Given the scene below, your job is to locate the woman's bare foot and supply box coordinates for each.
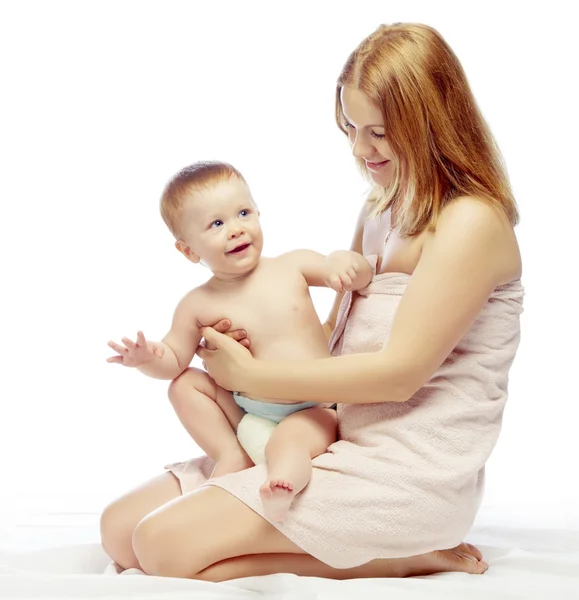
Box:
[259,479,296,522]
[399,543,488,577]
[211,452,253,478]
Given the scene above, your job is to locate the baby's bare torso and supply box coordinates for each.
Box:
[191,256,330,364]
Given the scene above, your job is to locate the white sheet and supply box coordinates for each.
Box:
[1,506,578,599]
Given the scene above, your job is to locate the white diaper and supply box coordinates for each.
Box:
[236,413,278,465]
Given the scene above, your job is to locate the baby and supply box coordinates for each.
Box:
[107,161,373,522]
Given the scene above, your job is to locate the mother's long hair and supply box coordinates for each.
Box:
[336,23,519,235]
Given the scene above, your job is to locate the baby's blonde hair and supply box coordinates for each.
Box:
[336,23,519,236]
[160,161,245,238]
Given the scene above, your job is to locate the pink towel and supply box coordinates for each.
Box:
[167,257,524,568]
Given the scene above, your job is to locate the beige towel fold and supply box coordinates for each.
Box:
[168,256,524,568]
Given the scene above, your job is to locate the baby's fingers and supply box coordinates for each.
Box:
[327,274,343,293]
[108,340,128,355]
[106,355,124,364]
[339,273,353,290]
[122,336,136,350]
[136,331,147,347]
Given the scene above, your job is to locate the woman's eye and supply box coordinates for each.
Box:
[211,220,223,228]
[370,130,385,140]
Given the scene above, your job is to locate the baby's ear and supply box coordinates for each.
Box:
[175,240,200,264]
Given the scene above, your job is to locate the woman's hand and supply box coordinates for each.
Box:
[197,327,255,392]
[200,318,251,350]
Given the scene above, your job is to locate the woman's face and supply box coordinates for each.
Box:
[340,86,395,187]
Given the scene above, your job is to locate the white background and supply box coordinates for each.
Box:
[0,0,577,535]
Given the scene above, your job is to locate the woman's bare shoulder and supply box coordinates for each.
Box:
[432,196,522,283]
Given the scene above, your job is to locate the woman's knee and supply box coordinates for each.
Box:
[131,515,164,576]
[101,473,182,571]
[132,511,203,578]
[132,487,250,578]
[133,486,298,578]
[100,499,140,569]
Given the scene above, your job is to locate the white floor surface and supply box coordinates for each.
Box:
[1,495,578,599]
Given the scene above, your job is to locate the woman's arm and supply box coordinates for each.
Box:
[257,199,519,403]
[201,198,519,403]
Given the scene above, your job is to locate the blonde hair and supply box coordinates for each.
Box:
[335,23,519,235]
[160,161,245,238]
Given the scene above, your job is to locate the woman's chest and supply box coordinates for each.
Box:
[362,211,425,275]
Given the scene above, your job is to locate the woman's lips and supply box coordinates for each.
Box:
[366,160,389,171]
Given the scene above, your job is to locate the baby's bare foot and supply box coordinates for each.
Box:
[259,479,296,523]
[211,453,253,478]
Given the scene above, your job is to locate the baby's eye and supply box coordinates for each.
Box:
[239,209,251,217]
[211,220,223,228]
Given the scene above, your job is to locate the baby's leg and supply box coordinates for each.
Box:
[168,367,252,477]
[260,406,337,523]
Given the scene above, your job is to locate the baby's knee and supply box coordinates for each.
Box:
[168,367,208,405]
[268,408,337,456]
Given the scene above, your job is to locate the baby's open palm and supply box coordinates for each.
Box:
[107,331,165,367]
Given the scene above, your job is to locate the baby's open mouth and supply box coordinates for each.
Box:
[228,243,251,254]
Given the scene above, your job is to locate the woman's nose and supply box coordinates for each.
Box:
[351,133,373,160]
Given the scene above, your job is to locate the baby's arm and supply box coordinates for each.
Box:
[108,290,202,380]
[140,291,202,380]
[282,249,373,293]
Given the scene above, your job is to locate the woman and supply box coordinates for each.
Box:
[101,23,523,580]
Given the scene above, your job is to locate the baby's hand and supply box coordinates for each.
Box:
[106,330,165,367]
[323,251,373,293]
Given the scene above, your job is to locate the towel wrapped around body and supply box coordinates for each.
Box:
[166,259,524,568]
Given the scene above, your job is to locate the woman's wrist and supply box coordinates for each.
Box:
[242,356,264,397]
[242,359,298,403]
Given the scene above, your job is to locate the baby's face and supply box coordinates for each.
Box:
[177,177,264,278]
